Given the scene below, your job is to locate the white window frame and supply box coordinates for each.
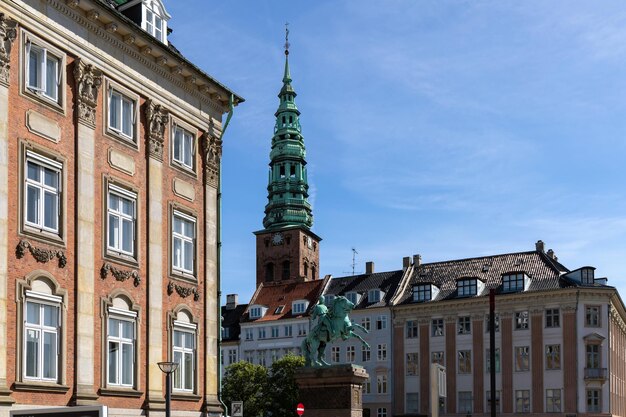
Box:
[362,345,371,362]
[546,308,560,328]
[413,284,432,302]
[292,301,308,315]
[107,307,137,388]
[23,33,64,107]
[502,273,525,292]
[143,4,167,42]
[24,151,62,236]
[172,320,196,392]
[107,184,137,258]
[432,318,444,336]
[457,278,477,297]
[23,291,62,382]
[376,374,387,394]
[244,328,253,340]
[546,389,561,412]
[361,317,371,331]
[172,123,196,171]
[108,88,136,141]
[458,316,471,335]
[515,390,531,413]
[377,343,387,361]
[515,311,529,330]
[585,305,601,327]
[346,345,355,363]
[297,323,307,336]
[331,346,340,363]
[406,320,418,338]
[172,210,196,276]
[376,315,387,330]
[368,289,381,303]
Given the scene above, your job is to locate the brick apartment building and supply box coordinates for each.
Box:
[0,1,241,416]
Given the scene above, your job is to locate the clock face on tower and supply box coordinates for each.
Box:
[272,232,284,245]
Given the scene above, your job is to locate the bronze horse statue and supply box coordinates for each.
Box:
[301,296,370,367]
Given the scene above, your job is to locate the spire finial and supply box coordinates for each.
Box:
[284,22,290,56]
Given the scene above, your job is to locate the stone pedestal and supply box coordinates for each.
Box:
[295,365,369,417]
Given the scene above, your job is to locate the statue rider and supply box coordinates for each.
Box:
[311,296,333,339]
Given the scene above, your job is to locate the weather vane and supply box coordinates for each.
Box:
[284,22,290,55]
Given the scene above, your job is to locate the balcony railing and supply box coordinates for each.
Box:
[584,367,607,380]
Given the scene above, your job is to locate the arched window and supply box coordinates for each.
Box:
[171,309,197,392]
[265,263,274,282]
[282,261,290,280]
[106,295,137,388]
[303,262,309,278]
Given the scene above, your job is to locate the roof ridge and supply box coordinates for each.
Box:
[419,250,539,267]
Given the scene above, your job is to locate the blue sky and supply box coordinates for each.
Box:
[166,1,626,304]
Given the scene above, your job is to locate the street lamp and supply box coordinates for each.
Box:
[158,361,179,417]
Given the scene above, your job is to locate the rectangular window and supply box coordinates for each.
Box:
[585,306,601,327]
[361,317,371,331]
[172,210,196,276]
[458,316,471,334]
[257,350,266,367]
[413,284,431,302]
[432,318,444,336]
[377,344,387,361]
[515,346,530,371]
[26,41,61,103]
[24,300,60,381]
[362,378,371,394]
[377,374,387,394]
[244,328,253,341]
[377,408,387,417]
[406,352,418,376]
[293,302,306,314]
[486,348,500,373]
[173,329,195,391]
[376,315,387,330]
[586,344,600,368]
[458,391,473,413]
[432,351,444,365]
[458,350,471,374]
[284,325,292,337]
[362,345,371,362]
[546,389,561,412]
[515,311,529,330]
[503,273,524,292]
[297,323,307,336]
[546,345,561,370]
[581,268,595,284]
[406,320,418,338]
[457,279,477,296]
[107,184,136,257]
[587,389,600,412]
[24,152,62,236]
[546,308,560,328]
[406,393,419,413]
[172,125,195,170]
[346,346,355,363]
[485,313,500,333]
[369,289,381,303]
[515,390,530,413]
[258,328,266,340]
[108,89,135,140]
[244,350,253,363]
[107,316,135,387]
[271,326,279,338]
[486,390,501,412]
[331,346,340,363]
[227,349,237,365]
[221,327,230,339]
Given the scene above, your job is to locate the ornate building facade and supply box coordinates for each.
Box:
[0,1,242,416]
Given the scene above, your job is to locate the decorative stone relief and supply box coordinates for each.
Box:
[202,131,222,189]
[74,59,102,128]
[145,100,169,160]
[167,281,200,301]
[16,239,67,268]
[101,262,140,287]
[0,14,18,87]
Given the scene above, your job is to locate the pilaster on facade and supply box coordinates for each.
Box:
[202,130,222,190]
[145,100,169,161]
[74,59,102,129]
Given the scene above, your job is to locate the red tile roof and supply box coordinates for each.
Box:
[243,277,329,322]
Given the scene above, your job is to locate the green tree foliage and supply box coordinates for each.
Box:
[222,361,268,417]
[222,354,305,417]
[267,354,305,417]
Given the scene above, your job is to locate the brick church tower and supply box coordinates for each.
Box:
[254,34,321,287]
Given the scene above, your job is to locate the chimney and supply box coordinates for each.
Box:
[226,294,238,310]
[403,256,411,270]
[413,254,422,267]
[535,240,545,252]
[366,261,375,274]
[546,249,558,261]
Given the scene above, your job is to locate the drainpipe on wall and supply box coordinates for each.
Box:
[217,95,235,416]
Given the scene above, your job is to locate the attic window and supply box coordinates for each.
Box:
[249,305,267,320]
[274,305,284,314]
[345,292,360,305]
[324,295,335,305]
[412,284,432,302]
[145,8,164,42]
[457,279,477,297]
[581,268,595,285]
[292,300,309,315]
[502,273,525,293]
[368,289,383,303]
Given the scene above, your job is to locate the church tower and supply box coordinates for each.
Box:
[254,31,321,287]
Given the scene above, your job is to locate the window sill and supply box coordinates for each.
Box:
[105,129,140,152]
[169,271,198,285]
[170,161,198,181]
[22,89,65,116]
[99,387,143,398]
[20,227,65,248]
[171,392,202,402]
[13,381,70,393]
[104,251,139,269]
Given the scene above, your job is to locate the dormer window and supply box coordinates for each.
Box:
[413,284,431,302]
[345,292,361,305]
[249,305,267,320]
[368,289,385,303]
[324,295,335,305]
[292,300,309,315]
[502,273,525,293]
[581,268,595,285]
[118,0,171,44]
[457,278,477,297]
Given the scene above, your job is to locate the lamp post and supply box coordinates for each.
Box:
[158,361,179,417]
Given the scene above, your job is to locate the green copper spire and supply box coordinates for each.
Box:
[262,27,313,230]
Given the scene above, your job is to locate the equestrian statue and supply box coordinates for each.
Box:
[301,295,370,367]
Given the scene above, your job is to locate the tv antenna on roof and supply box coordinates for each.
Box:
[351,248,358,276]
